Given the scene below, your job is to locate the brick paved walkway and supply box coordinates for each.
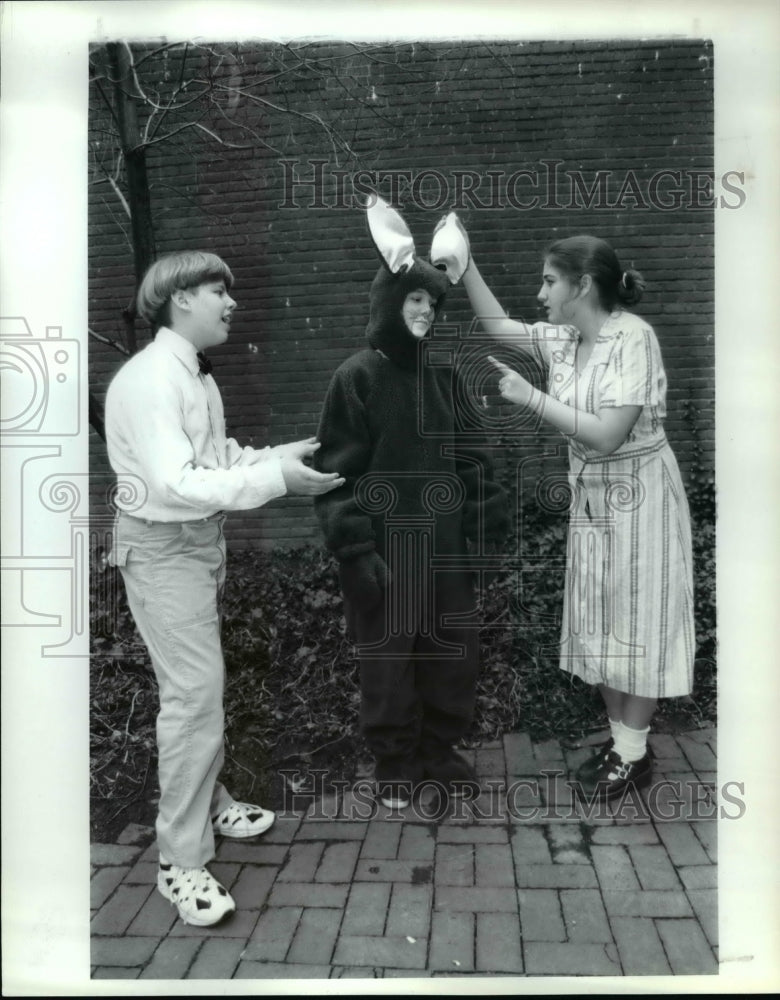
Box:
[90,727,718,980]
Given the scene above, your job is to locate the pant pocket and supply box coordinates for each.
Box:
[107,541,131,568]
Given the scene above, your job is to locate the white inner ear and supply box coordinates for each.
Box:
[429,212,470,284]
[366,195,416,274]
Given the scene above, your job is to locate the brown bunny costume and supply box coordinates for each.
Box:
[314,198,508,804]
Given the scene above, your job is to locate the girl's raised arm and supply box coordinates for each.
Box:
[461,257,536,347]
[429,214,536,348]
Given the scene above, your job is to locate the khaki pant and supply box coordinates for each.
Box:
[110,512,234,867]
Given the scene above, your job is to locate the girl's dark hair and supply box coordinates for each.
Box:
[544,235,645,309]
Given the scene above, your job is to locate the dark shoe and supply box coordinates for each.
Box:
[376,779,414,810]
[422,748,480,798]
[374,754,422,809]
[578,750,652,801]
[574,738,614,783]
[575,736,655,783]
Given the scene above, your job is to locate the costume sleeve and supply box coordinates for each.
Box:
[598,320,666,408]
[313,366,376,560]
[451,362,509,545]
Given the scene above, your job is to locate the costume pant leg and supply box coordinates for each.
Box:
[415,570,479,758]
[111,514,232,868]
[348,597,422,781]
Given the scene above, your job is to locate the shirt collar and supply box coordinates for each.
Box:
[154,326,201,377]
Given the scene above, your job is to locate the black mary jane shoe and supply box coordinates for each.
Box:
[577,749,652,801]
[574,737,614,783]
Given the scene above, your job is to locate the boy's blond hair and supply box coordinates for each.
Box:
[136,251,234,329]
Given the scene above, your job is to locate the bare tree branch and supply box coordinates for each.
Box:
[131,40,192,70]
[144,88,212,142]
[95,191,132,250]
[138,118,255,151]
[88,38,373,388]
[208,98,284,154]
[88,327,131,355]
[123,40,150,103]
[92,74,123,133]
[107,175,131,218]
[213,83,358,161]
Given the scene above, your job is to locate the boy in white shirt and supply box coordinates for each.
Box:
[105,250,343,926]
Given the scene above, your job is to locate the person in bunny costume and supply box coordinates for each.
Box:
[314,198,508,809]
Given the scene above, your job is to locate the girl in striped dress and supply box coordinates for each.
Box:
[434,229,695,800]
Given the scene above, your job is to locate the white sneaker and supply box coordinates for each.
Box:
[157,859,235,927]
[212,801,275,839]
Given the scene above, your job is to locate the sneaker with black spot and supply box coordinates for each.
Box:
[212,801,275,839]
[157,858,235,926]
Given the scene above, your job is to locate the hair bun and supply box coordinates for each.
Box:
[617,267,645,306]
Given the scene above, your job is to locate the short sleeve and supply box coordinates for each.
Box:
[598,321,666,409]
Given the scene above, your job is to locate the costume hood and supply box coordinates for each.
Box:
[366,260,449,369]
[364,196,470,370]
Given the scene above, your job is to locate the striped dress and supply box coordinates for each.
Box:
[529,311,695,698]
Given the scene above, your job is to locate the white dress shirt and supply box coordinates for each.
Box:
[105,326,287,521]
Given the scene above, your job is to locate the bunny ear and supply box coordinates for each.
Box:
[366,194,416,274]
[429,212,470,284]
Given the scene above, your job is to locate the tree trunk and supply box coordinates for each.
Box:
[106,41,157,356]
[90,43,159,442]
[89,389,106,442]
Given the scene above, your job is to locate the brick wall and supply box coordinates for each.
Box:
[88,39,715,550]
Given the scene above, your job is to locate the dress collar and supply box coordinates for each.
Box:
[594,310,624,342]
[565,310,625,347]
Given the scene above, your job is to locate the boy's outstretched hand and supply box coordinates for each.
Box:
[278,437,345,495]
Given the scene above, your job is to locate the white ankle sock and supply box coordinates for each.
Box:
[608,718,621,745]
[613,721,649,763]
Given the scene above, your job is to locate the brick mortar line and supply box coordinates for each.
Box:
[653,913,690,974]
[277,896,305,968]
[171,935,208,981]
[91,733,717,977]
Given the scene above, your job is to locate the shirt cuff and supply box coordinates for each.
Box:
[247,451,287,502]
